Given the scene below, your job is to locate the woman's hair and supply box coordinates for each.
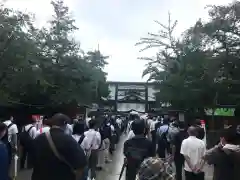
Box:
[137,157,174,180]
[73,122,85,135]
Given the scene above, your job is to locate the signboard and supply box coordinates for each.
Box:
[200,120,207,145]
[204,108,235,116]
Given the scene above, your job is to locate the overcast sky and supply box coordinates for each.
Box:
[4,0,233,82]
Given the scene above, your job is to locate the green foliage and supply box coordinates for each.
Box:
[137,2,240,110]
[0,0,109,108]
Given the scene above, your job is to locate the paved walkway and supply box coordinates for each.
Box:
[16,135,213,180]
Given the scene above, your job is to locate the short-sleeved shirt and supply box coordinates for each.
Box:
[84,129,101,150]
[32,128,87,180]
[127,130,135,140]
[23,124,37,139]
[180,136,206,172]
[3,120,18,142]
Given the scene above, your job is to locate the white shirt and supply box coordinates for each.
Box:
[84,129,101,150]
[150,120,157,132]
[64,124,73,135]
[116,118,122,127]
[127,121,133,132]
[23,124,38,139]
[180,136,206,172]
[127,130,135,140]
[3,120,18,142]
[72,134,91,151]
[110,124,115,132]
[36,126,50,136]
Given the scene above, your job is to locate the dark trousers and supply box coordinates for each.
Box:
[151,131,156,153]
[185,171,204,180]
[89,149,98,179]
[174,158,184,180]
[20,147,33,169]
[157,140,170,158]
[125,164,137,180]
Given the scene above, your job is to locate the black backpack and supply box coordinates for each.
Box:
[78,134,85,145]
[2,123,14,144]
[19,126,34,147]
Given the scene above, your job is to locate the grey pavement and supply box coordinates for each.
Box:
[16,135,213,180]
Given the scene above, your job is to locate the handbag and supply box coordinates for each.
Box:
[45,132,78,179]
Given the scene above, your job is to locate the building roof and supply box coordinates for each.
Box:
[107,81,156,85]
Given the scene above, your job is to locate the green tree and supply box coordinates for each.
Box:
[0,0,109,111]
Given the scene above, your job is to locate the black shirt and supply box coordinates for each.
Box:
[31,128,87,180]
[172,130,188,159]
[124,135,155,164]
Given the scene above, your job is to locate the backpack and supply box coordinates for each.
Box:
[2,123,14,144]
[19,126,34,147]
[99,124,111,140]
[78,134,85,145]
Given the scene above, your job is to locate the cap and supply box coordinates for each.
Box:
[137,157,174,180]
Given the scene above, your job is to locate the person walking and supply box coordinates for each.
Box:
[84,120,101,180]
[180,126,206,180]
[203,126,240,180]
[20,118,37,169]
[172,121,188,180]
[157,118,170,158]
[32,113,87,180]
[3,116,18,167]
[0,123,10,180]
[72,122,90,180]
[124,119,155,180]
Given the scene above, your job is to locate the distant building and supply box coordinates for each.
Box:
[103,81,158,112]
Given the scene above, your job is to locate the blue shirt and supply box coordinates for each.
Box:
[0,141,9,180]
[157,124,169,137]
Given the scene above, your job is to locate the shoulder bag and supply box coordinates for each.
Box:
[45,132,78,179]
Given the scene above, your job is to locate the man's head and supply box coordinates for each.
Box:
[178,121,186,130]
[195,119,201,126]
[187,126,198,137]
[162,117,169,125]
[88,120,96,129]
[220,126,240,145]
[50,113,70,128]
[10,116,14,121]
[0,122,7,139]
[73,122,85,135]
[132,120,145,135]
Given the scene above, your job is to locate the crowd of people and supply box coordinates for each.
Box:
[124,114,240,180]
[0,112,240,180]
[0,113,124,180]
